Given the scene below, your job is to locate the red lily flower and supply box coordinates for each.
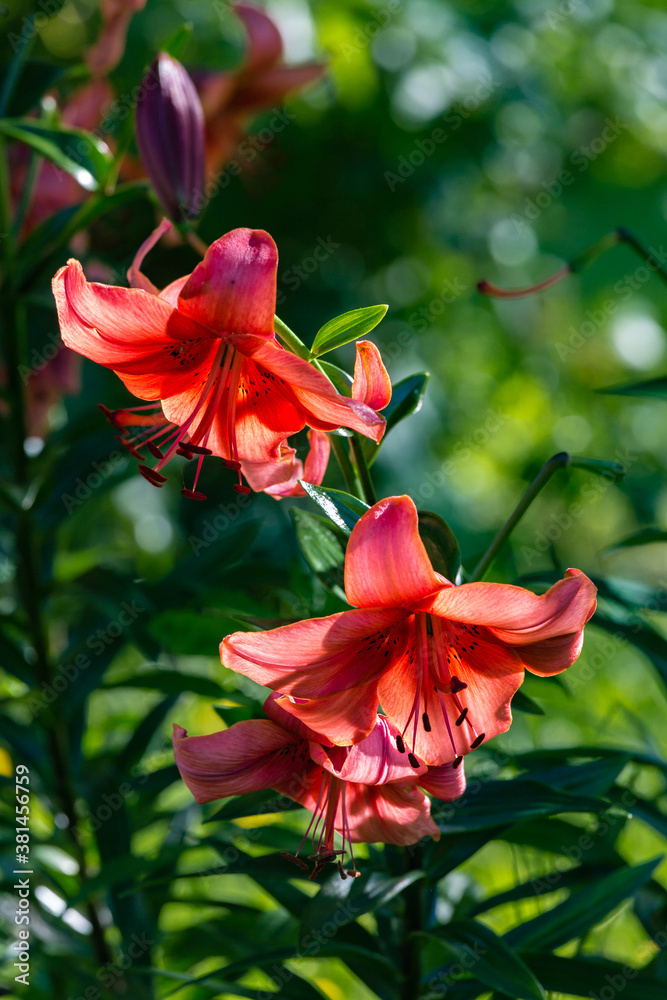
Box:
[222,496,597,765]
[52,221,386,499]
[173,694,464,878]
[262,340,392,498]
[195,2,325,177]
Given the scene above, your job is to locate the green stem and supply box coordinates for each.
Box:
[329,434,358,496]
[613,226,667,285]
[349,433,376,506]
[274,314,311,360]
[0,135,15,267]
[11,149,41,241]
[470,452,571,582]
[401,845,423,1000]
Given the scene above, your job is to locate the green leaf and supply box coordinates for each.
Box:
[599,376,667,398]
[299,482,370,534]
[317,360,353,395]
[569,456,626,481]
[605,527,667,553]
[364,372,429,464]
[519,954,667,1000]
[311,304,387,356]
[593,614,667,690]
[417,510,461,581]
[521,754,630,798]
[0,118,112,191]
[147,611,245,656]
[432,778,607,833]
[511,690,545,715]
[419,920,546,1000]
[103,668,227,699]
[506,857,662,951]
[299,869,425,949]
[204,788,303,823]
[160,22,194,58]
[291,508,346,574]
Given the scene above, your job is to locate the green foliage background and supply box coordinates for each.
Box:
[1,1,667,998]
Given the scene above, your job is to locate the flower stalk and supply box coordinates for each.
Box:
[470,452,571,581]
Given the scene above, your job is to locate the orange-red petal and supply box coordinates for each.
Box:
[345,495,444,609]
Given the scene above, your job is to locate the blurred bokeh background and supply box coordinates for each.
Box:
[2,1,667,998]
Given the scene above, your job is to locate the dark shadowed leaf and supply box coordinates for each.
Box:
[418,920,546,1000]
[505,858,661,951]
[418,510,461,581]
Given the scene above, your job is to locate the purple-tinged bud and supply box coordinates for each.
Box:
[135,52,205,223]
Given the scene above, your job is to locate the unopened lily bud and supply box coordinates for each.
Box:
[136,53,205,223]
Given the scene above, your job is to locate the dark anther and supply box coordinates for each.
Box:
[452,755,463,769]
[233,484,252,495]
[184,443,212,455]
[422,712,431,732]
[181,488,207,501]
[138,465,167,486]
[146,441,164,460]
[455,707,468,727]
[176,446,194,459]
[395,734,406,753]
[280,852,309,871]
[407,752,420,768]
[470,733,485,749]
[222,458,242,470]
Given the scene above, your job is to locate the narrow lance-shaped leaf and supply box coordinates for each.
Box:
[310,304,388,356]
[299,482,370,534]
[418,920,546,1000]
[0,119,112,191]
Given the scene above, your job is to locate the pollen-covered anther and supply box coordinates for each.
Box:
[452,755,463,769]
[455,707,468,727]
[222,458,242,470]
[138,465,168,486]
[395,734,406,753]
[470,732,485,749]
[233,484,252,495]
[181,488,207,501]
[146,441,165,460]
[422,712,431,732]
[407,752,420,768]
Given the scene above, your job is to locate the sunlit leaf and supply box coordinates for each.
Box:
[310,305,387,356]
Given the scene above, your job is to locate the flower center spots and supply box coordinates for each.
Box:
[394,613,485,765]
